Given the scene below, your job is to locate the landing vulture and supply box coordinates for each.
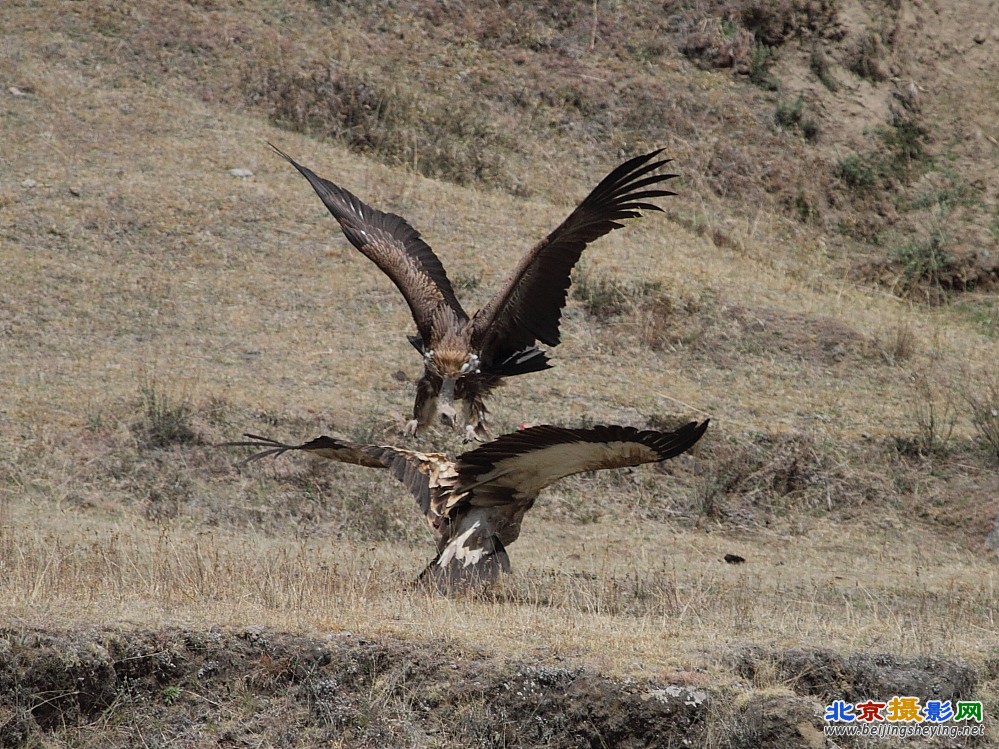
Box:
[224,420,708,591]
[272,145,677,440]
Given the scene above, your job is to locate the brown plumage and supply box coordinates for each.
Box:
[224,420,709,591]
[271,145,677,440]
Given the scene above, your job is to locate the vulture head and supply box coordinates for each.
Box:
[422,341,480,428]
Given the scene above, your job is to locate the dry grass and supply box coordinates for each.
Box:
[4,498,996,679]
[2,1,999,743]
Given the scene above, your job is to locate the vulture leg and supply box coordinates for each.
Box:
[457,381,492,442]
[406,372,439,437]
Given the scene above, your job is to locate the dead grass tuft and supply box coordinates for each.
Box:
[902,370,959,458]
[845,30,890,82]
[132,383,200,449]
[961,371,999,464]
[876,321,919,366]
[571,266,664,321]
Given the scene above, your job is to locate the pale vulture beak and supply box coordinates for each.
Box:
[438,377,458,427]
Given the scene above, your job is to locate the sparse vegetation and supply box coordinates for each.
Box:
[773,94,818,141]
[571,266,664,321]
[845,30,889,82]
[749,43,780,90]
[809,44,838,91]
[876,322,919,366]
[133,383,199,449]
[962,372,999,462]
[893,229,951,301]
[838,113,931,197]
[880,112,931,175]
[906,371,959,456]
[836,153,880,191]
[243,58,511,188]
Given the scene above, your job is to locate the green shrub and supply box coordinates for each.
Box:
[809,45,838,91]
[774,95,818,141]
[749,44,780,90]
[893,230,950,298]
[836,154,879,190]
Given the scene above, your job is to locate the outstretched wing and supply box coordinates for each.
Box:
[220,433,386,468]
[272,145,468,343]
[222,433,453,529]
[470,150,676,364]
[455,420,708,499]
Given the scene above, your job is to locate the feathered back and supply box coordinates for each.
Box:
[358,444,456,521]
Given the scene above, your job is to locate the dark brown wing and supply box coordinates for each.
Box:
[220,433,385,468]
[454,421,708,497]
[470,151,676,363]
[358,445,451,519]
[272,145,467,343]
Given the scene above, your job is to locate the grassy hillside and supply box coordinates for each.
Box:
[1,0,997,746]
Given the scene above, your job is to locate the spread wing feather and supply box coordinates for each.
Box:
[470,150,677,362]
[271,145,467,343]
[220,433,385,468]
[221,433,445,518]
[455,421,708,494]
[358,445,441,518]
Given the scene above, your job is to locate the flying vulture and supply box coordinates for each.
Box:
[224,420,709,591]
[272,145,677,440]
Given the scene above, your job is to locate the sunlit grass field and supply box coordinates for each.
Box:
[2,3,997,741]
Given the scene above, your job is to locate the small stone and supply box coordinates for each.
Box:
[228,167,253,178]
[68,186,82,197]
[9,86,28,97]
[973,31,987,44]
[986,515,999,552]
[21,179,36,188]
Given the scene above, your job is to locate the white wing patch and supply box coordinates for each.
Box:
[436,518,487,569]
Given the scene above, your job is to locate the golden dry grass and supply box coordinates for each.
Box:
[5,499,996,681]
[2,1,998,729]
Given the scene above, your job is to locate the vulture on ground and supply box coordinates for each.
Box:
[224,420,708,591]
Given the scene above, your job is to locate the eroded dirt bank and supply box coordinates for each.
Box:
[0,627,984,748]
